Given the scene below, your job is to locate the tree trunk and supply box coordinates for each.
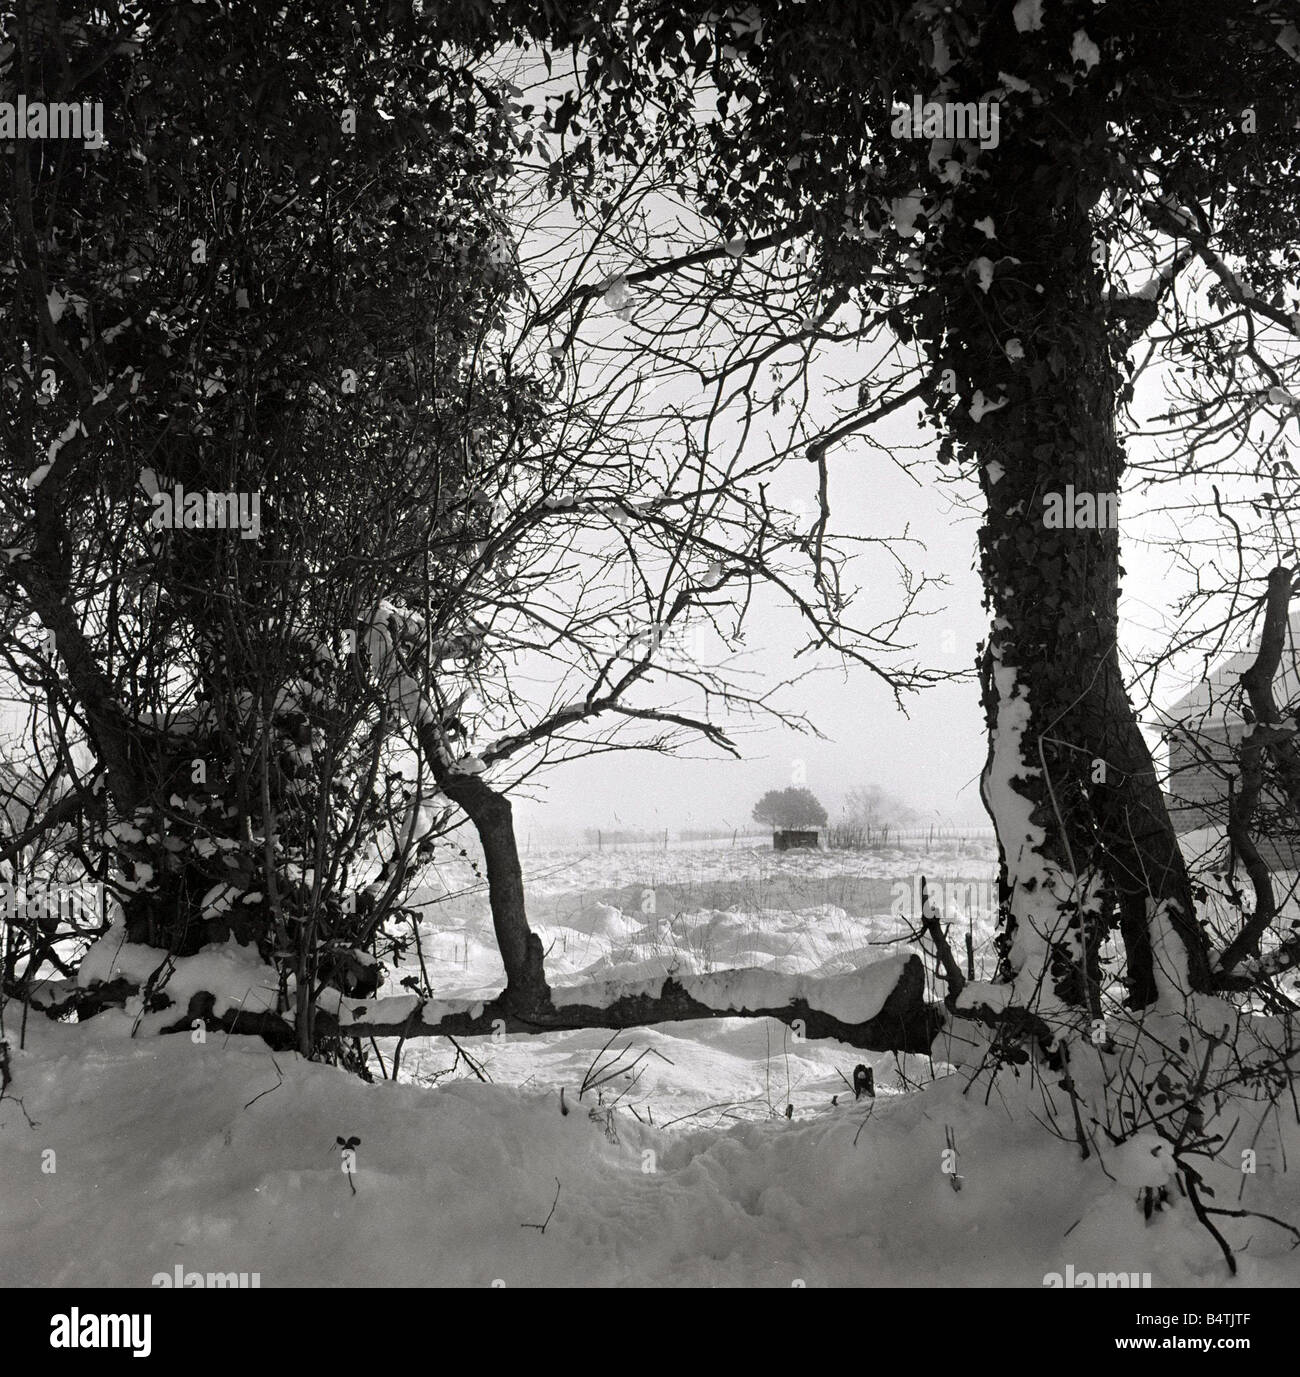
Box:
[942,127,1211,1024]
[414,722,550,1013]
[441,772,551,1013]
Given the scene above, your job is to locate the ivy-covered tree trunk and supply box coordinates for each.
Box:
[942,123,1212,1025]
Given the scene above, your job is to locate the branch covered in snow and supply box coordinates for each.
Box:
[316,953,938,1053]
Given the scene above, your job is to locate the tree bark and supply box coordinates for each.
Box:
[943,119,1212,1020]
[414,721,550,1014]
[1218,565,1298,976]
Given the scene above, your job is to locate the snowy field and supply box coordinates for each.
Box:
[392,835,1001,1124]
[5,835,1300,1288]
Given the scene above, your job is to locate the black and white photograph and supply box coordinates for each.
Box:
[1,0,1298,1333]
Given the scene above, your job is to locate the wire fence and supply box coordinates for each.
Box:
[536,824,999,852]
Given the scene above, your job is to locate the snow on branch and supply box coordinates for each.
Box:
[317,953,938,1053]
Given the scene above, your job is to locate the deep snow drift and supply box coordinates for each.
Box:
[3,838,1299,1287]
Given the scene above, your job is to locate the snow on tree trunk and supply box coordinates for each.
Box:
[941,120,1212,1026]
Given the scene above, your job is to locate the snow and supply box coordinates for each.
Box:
[1111,1133,1177,1189]
[602,275,631,310]
[397,796,443,849]
[970,256,995,293]
[6,1001,1299,1287]
[955,980,1011,1012]
[449,754,487,775]
[680,957,909,1024]
[1148,897,1191,1006]
[77,921,281,1017]
[40,418,84,469]
[968,389,1008,421]
[1012,0,1044,33]
[1071,30,1100,71]
[981,621,1081,1012]
[332,993,423,1027]
[889,193,925,239]
[12,836,1300,1288]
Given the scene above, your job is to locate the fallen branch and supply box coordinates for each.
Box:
[51,953,942,1053]
[317,955,939,1054]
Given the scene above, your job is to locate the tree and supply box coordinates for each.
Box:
[2,1,942,1063]
[468,0,1300,1268]
[0,0,550,1058]
[507,0,1300,1020]
[752,787,828,830]
[843,785,918,829]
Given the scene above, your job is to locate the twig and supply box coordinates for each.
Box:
[243,1054,285,1109]
[445,1033,489,1082]
[521,1177,561,1234]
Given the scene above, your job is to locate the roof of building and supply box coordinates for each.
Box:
[1172,610,1300,721]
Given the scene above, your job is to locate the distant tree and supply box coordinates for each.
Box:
[843,786,919,829]
[752,787,827,830]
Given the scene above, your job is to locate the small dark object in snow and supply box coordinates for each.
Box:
[785,1103,793,1119]
[831,1095,838,1107]
[1140,1184,1170,1221]
[853,1064,875,1100]
[560,1087,569,1116]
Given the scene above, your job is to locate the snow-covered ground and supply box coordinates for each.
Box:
[392,837,999,1119]
[4,836,1299,1287]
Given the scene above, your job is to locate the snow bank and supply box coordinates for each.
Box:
[78,922,280,1016]
[4,1014,1297,1288]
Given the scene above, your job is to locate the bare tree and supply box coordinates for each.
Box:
[2,5,948,1064]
